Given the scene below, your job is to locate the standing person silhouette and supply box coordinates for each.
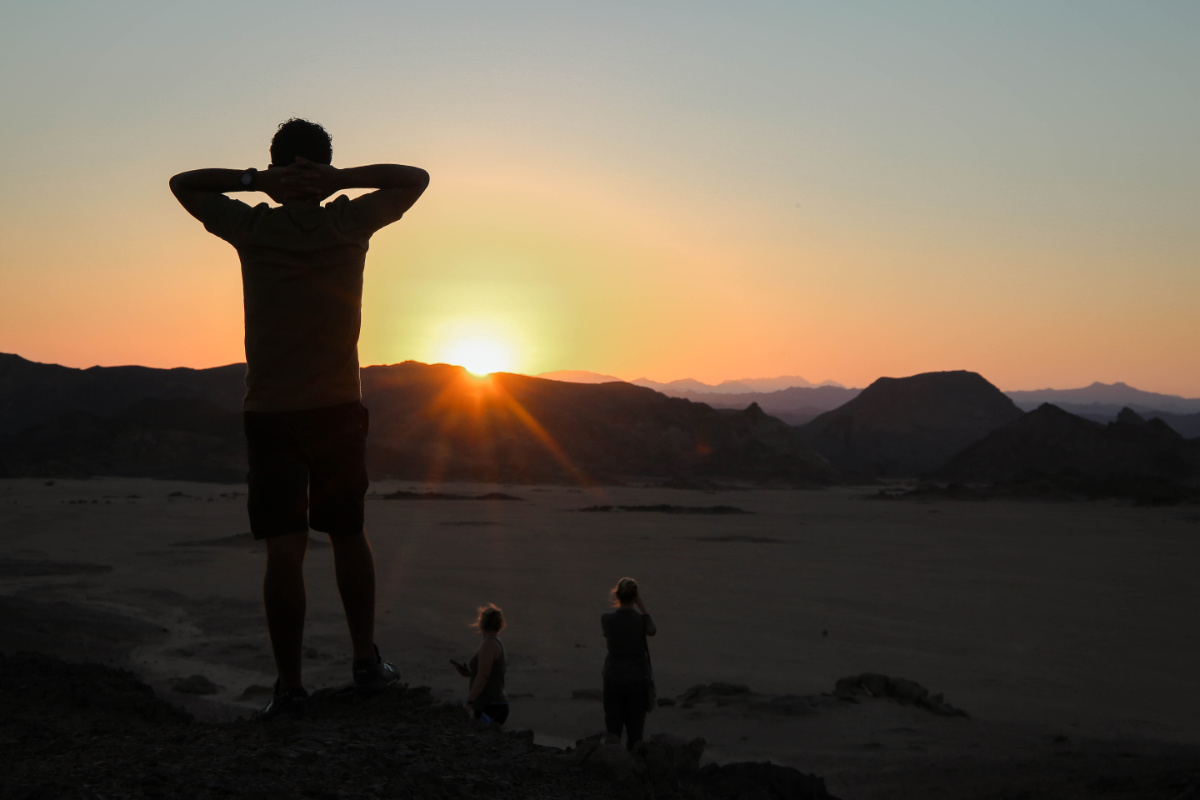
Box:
[451,604,510,725]
[601,577,656,749]
[170,119,429,718]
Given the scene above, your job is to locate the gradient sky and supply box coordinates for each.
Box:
[1,1,1197,394]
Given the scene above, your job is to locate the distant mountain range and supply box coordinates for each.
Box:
[539,372,1200,435]
[795,371,1026,479]
[3,352,1198,497]
[0,354,832,485]
[1003,383,1200,437]
[1006,382,1200,414]
[536,371,846,394]
[633,375,847,394]
[536,371,858,425]
[938,406,1200,500]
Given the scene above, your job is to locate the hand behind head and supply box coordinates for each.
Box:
[261,159,332,205]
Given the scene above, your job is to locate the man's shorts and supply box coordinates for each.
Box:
[243,401,369,540]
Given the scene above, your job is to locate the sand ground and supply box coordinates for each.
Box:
[2,478,1198,797]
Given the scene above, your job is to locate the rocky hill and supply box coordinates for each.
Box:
[0,353,244,437]
[936,405,1200,497]
[0,355,832,485]
[0,651,838,800]
[361,363,833,484]
[796,371,1024,479]
[1006,382,1200,415]
[662,385,862,426]
[1005,402,1200,439]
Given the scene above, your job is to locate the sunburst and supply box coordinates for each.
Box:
[440,336,515,376]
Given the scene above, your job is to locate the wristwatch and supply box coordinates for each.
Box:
[240,168,257,189]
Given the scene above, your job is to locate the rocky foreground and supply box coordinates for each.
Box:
[0,652,836,800]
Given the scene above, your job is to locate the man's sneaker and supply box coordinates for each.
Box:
[353,643,401,692]
[258,680,311,720]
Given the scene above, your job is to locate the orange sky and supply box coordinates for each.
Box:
[1,3,1197,395]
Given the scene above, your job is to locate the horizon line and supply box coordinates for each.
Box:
[5,351,1198,402]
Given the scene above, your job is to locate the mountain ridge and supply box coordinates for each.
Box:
[534,368,1200,430]
[937,404,1200,497]
[0,354,833,485]
[796,371,1026,479]
[5,352,1198,491]
[1006,382,1200,415]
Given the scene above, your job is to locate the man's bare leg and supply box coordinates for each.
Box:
[264,531,309,689]
[329,530,377,662]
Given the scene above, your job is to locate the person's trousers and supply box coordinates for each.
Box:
[603,678,649,749]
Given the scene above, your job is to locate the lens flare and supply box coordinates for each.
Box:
[441,336,515,376]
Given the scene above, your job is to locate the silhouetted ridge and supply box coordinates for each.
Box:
[637,384,862,426]
[1006,381,1200,415]
[0,355,832,485]
[796,370,1023,478]
[361,362,833,484]
[0,353,246,441]
[938,403,1200,489]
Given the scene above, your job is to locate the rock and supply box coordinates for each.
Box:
[169,674,220,695]
[834,673,969,718]
[890,677,929,704]
[678,682,751,707]
[574,738,646,787]
[3,650,844,800]
[921,695,970,718]
[835,672,890,698]
[751,694,818,717]
[237,684,273,701]
[699,761,839,799]
[566,733,605,766]
[640,733,705,780]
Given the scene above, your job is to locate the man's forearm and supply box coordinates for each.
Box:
[331,165,429,192]
[169,168,252,193]
[170,161,429,214]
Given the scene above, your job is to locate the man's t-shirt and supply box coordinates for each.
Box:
[198,192,404,413]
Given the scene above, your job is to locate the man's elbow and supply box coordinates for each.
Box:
[168,174,191,201]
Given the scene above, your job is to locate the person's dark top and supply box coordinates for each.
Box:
[601,608,656,684]
[468,640,507,706]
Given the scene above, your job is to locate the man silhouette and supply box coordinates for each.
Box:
[170,119,429,718]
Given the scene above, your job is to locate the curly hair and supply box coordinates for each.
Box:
[473,603,505,633]
[270,118,332,167]
[611,577,639,605]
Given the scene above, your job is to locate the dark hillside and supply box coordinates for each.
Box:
[0,353,244,436]
[0,355,832,485]
[937,404,1200,492]
[361,364,833,484]
[659,385,862,425]
[797,371,1023,478]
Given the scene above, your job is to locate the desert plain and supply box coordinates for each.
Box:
[2,477,1198,798]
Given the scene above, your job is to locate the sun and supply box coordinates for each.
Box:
[441,336,516,376]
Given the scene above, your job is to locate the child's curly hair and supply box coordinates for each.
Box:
[473,603,505,633]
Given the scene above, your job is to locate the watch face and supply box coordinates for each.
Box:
[241,169,255,187]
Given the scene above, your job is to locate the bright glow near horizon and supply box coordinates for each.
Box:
[2,3,1199,395]
[439,335,516,377]
[428,315,523,376]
